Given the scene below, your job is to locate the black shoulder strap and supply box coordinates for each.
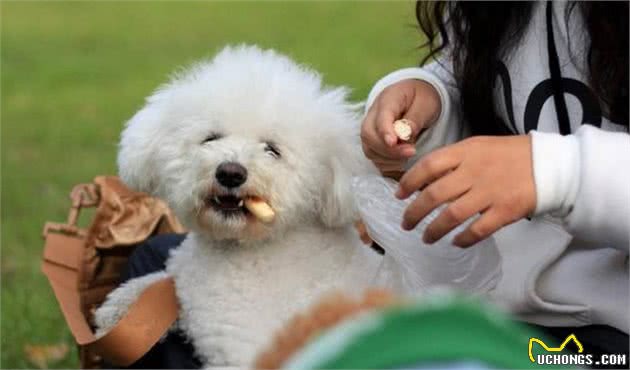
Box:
[546,1,572,135]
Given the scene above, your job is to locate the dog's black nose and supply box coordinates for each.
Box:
[215,162,248,188]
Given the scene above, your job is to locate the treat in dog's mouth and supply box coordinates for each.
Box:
[207,194,275,223]
[243,197,275,223]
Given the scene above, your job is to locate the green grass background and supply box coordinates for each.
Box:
[1,1,423,368]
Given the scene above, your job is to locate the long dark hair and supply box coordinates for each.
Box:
[416,1,629,135]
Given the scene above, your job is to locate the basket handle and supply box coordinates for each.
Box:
[42,183,99,238]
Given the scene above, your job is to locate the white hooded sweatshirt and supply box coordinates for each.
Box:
[365,1,629,332]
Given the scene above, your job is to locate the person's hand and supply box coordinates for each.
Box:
[360,79,441,179]
[396,135,536,247]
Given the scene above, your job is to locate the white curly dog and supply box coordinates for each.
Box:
[94,45,381,368]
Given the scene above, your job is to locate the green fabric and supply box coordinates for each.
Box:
[286,295,569,369]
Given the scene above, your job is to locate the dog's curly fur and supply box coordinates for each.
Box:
[94,45,382,368]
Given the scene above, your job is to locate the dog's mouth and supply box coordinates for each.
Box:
[207,194,250,216]
[204,186,275,224]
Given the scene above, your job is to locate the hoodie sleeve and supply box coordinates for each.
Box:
[364,56,467,168]
[530,125,630,251]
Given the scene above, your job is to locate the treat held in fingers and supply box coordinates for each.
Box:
[393,119,413,142]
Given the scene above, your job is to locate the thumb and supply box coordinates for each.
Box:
[401,97,431,143]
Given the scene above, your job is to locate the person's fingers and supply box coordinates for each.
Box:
[361,115,392,158]
[375,159,405,170]
[452,207,504,248]
[360,108,384,155]
[362,145,408,178]
[401,100,428,142]
[361,141,378,161]
[354,220,372,245]
[400,80,443,142]
[362,108,416,160]
[422,190,490,244]
[374,88,409,147]
[371,141,416,159]
[363,130,416,159]
[381,170,405,181]
[396,147,462,199]
[363,145,404,167]
[401,169,472,230]
[379,165,406,175]
[375,106,399,147]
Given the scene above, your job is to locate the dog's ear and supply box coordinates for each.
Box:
[318,155,358,228]
[318,136,376,228]
[117,104,163,195]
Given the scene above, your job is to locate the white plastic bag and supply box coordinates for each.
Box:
[352,175,502,295]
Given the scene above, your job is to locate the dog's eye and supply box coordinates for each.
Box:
[264,142,281,159]
[202,133,222,144]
